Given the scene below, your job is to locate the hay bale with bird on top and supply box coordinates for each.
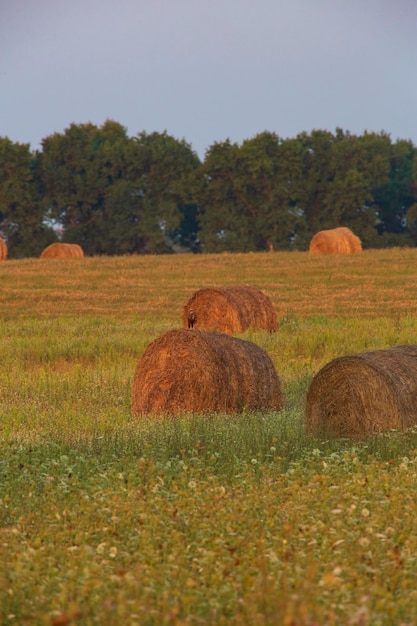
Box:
[40,242,84,259]
[132,328,284,416]
[182,286,278,334]
[309,226,362,255]
[305,345,417,438]
[0,238,8,260]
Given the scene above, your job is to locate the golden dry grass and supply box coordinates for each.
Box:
[3,247,417,624]
[1,248,417,321]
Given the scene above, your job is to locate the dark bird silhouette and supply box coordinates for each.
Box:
[187,308,197,329]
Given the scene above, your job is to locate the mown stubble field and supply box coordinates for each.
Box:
[2,248,417,625]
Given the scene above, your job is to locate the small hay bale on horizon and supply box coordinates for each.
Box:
[132,328,284,416]
[181,286,278,334]
[309,226,362,255]
[40,242,84,259]
[305,344,417,438]
[0,238,8,260]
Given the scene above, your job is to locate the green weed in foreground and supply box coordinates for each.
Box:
[2,416,417,625]
[0,430,415,626]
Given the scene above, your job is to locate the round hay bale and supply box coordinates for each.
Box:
[309,227,362,255]
[305,345,417,438]
[0,237,8,260]
[132,328,284,416]
[342,227,362,253]
[181,286,278,334]
[40,243,84,259]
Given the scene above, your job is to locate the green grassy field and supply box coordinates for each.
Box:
[2,249,417,625]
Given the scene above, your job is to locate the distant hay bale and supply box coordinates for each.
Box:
[132,328,284,416]
[305,345,417,438]
[181,286,278,334]
[40,243,84,259]
[0,238,8,260]
[309,227,362,255]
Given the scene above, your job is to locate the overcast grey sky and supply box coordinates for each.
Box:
[1,0,416,158]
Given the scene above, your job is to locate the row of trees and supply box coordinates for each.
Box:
[1,120,417,258]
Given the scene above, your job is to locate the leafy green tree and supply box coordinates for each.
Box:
[197,139,254,252]
[295,129,391,243]
[197,133,307,252]
[326,130,391,242]
[295,129,336,234]
[6,121,416,256]
[0,138,55,258]
[373,139,416,235]
[39,120,130,254]
[170,203,201,253]
[406,203,417,244]
[40,123,200,255]
[236,133,307,250]
[123,131,201,253]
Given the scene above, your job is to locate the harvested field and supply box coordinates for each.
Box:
[182,286,278,334]
[4,249,417,624]
[309,226,362,255]
[132,328,284,415]
[2,248,417,320]
[40,242,84,258]
[305,344,417,438]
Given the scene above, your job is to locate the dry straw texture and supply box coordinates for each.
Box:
[40,243,84,259]
[309,226,362,255]
[0,238,8,260]
[182,286,278,334]
[305,344,417,438]
[132,328,284,416]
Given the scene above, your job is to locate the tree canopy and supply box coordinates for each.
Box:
[0,121,416,257]
[0,138,56,257]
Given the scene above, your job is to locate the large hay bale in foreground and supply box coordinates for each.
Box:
[0,238,7,260]
[182,286,278,334]
[132,328,284,416]
[309,227,362,255]
[305,345,417,438]
[40,243,84,259]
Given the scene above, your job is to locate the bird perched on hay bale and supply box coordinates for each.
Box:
[0,237,8,260]
[187,309,197,329]
[305,345,417,438]
[181,286,278,334]
[40,242,84,258]
[309,226,362,255]
[131,328,284,416]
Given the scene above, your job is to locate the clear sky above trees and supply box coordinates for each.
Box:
[1,0,416,159]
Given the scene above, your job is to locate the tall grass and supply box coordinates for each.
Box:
[2,249,417,624]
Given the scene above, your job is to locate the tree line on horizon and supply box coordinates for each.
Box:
[1,119,417,258]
